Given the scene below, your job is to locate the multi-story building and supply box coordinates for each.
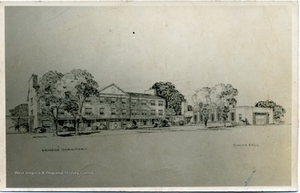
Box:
[27,75,166,131]
[27,75,40,129]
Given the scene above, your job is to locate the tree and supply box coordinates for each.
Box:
[62,98,79,128]
[193,84,238,127]
[58,69,99,135]
[9,104,29,132]
[213,84,238,126]
[151,82,186,115]
[192,87,213,127]
[37,71,64,136]
[255,100,286,122]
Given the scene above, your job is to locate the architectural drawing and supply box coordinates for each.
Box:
[2,3,297,191]
[27,74,166,132]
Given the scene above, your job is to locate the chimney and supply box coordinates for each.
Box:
[181,101,187,115]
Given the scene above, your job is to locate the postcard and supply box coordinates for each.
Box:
[0,1,298,191]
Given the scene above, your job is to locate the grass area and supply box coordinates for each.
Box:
[6,124,291,188]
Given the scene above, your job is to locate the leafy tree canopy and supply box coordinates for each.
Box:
[255,100,286,121]
[38,71,65,108]
[37,71,65,135]
[151,82,186,115]
[59,69,99,134]
[57,69,99,101]
[192,83,238,127]
[9,104,28,117]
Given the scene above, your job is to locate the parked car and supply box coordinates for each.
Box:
[178,120,185,126]
[125,121,138,129]
[153,119,170,127]
[58,126,76,132]
[33,127,47,133]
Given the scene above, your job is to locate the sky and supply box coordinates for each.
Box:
[5,4,294,123]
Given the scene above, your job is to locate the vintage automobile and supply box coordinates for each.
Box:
[125,121,138,129]
[33,127,47,133]
[153,118,171,128]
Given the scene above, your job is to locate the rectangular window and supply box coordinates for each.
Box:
[142,110,147,116]
[111,97,116,103]
[88,120,92,127]
[122,98,127,104]
[58,120,64,126]
[42,120,50,127]
[100,108,104,115]
[131,99,137,105]
[131,110,137,116]
[31,110,33,115]
[100,97,104,103]
[122,109,127,115]
[158,101,164,106]
[150,100,156,106]
[211,114,215,122]
[239,114,242,120]
[85,108,92,115]
[141,100,147,105]
[30,98,33,106]
[111,108,116,115]
[217,113,221,121]
[194,115,198,122]
[231,112,235,121]
[159,110,163,116]
[151,109,156,116]
[143,120,147,125]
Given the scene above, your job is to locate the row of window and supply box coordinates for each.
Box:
[86,97,164,106]
[195,112,236,122]
[131,109,164,116]
[85,108,164,116]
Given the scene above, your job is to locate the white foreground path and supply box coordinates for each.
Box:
[6,125,291,187]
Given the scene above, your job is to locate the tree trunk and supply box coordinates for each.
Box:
[204,118,208,127]
[73,116,76,128]
[223,120,226,127]
[52,107,59,136]
[75,99,86,135]
[53,118,58,136]
[75,119,80,135]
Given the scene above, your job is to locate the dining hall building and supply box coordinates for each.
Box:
[27,74,166,131]
[190,106,274,126]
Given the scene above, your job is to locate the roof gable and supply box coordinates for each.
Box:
[98,84,129,96]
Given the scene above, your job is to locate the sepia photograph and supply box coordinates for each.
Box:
[1,1,298,191]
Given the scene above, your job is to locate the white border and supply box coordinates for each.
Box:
[0,1,298,191]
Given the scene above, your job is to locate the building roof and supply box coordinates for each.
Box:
[233,106,273,109]
[98,83,129,96]
[127,92,165,100]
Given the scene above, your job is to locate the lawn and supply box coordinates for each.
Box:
[6,124,292,188]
